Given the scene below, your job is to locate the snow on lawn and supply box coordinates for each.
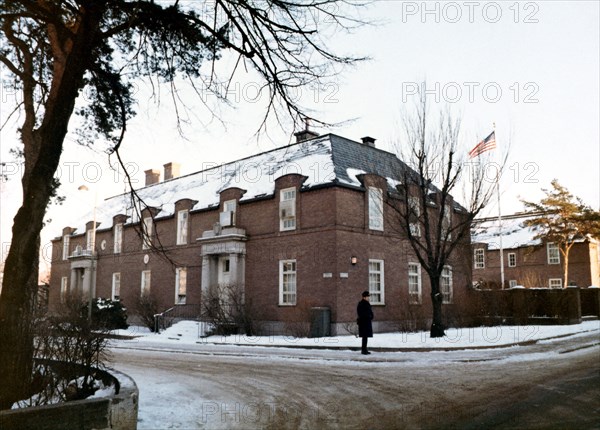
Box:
[114,320,600,351]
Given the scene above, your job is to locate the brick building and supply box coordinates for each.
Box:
[49,132,473,334]
[472,213,600,289]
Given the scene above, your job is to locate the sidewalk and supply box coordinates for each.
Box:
[114,319,600,352]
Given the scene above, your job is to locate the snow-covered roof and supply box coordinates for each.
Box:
[67,134,414,235]
[472,212,595,251]
[472,214,543,250]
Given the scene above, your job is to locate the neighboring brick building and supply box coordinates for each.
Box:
[472,213,600,289]
[49,132,473,334]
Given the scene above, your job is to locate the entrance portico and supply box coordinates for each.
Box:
[198,226,247,300]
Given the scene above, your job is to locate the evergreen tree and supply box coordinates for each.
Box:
[522,179,600,287]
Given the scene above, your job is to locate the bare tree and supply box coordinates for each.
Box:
[0,0,365,408]
[389,97,505,338]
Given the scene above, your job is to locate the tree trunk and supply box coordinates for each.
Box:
[563,252,569,288]
[0,7,101,408]
[430,276,445,338]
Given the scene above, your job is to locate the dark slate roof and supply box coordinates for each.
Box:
[70,133,422,233]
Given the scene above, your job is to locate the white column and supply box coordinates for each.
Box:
[201,255,211,296]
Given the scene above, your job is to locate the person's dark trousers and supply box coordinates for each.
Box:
[361,337,369,354]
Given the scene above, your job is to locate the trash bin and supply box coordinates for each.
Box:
[310,307,331,338]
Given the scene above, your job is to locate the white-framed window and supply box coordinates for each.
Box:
[141,270,151,296]
[368,259,385,304]
[442,205,452,240]
[509,280,518,288]
[220,199,237,227]
[441,265,453,304]
[142,217,153,250]
[547,243,560,265]
[474,248,485,269]
[368,187,384,231]
[175,267,187,304]
[176,210,189,245]
[112,273,121,301]
[508,252,516,267]
[279,188,297,231]
[224,199,236,214]
[409,223,421,237]
[549,278,562,288]
[114,223,123,254]
[86,229,95,252]
[408,196,421,237]
[60,277,68,303]
[408,262,422,305]
[62,235,70,260]
[279,260,297,305]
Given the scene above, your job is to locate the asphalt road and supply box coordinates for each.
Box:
[111,330,600,429]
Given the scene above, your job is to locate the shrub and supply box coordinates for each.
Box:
[134,293,161,332]
[21,298,112,407]
[81,298,129,330]
[202,284,261,336]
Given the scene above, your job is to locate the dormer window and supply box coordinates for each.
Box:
[86,229,95,252]
[142,217,153,250]
[62,235,70,260]
[114,223,123,253]
[408,196,421,237]
[220,200,236,227]
[177,210,189,245]
[368,187,383,231]
[280,188,296,231]
[441,205,452,240]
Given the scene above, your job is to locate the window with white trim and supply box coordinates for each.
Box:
[549,278,562,288]
[368,259,385,304]
[408,262,422,304]
[175,267,187,304]
[114,223,123,254]
[60,277,68,303]
[141,270,151,296]
[279,188,296,231]
[408,196,421,237]
[547,243,560,265]
[368,187,383,231]
[279,260,297,305]
[142,217,153,250]
[221,199,237,227]
[86,229,95,252]
[508,280,518,288]
[62,235,70,260]
[508,252,516,267]
[441,266,453,304]
[176,210,189,245]
[442,205,452,240]
[112,273,121,301]
[474,248,485,269]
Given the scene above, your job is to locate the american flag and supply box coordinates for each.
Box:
[469,131,496,158]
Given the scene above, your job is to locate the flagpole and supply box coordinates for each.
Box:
[495,122,505,289]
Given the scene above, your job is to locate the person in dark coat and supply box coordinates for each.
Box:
[357,290,374,355]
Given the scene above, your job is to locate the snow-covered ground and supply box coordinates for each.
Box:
[110,320,600,429]
[114,319,600,351]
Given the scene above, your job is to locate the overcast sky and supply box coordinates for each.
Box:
[1,1,599,270]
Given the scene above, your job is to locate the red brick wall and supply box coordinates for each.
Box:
[49,181,473,331]
[472,241,597,288]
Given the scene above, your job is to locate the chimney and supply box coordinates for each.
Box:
[164,162,181,181]
[294,129,319,143]
[145,169,160,186]
[361,136,376,147]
